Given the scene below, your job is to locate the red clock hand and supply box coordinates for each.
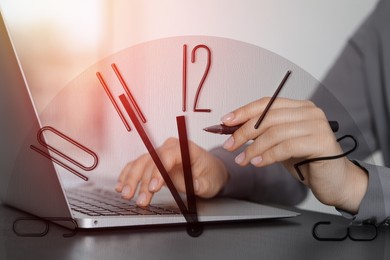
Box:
[254,70,291,129]
[119,94,202,237]
[176,115,202,236]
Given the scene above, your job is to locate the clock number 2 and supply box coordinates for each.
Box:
[182,44,212,113]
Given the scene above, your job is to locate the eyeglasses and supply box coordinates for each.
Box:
[12,217,78,238]
[312,221,380,241]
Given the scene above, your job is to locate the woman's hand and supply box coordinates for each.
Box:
[221,97,368,213]
[115,137,229,207]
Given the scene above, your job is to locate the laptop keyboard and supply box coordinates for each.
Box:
[66,187,181,217]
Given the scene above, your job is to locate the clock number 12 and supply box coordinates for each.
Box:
[182,44,212,113]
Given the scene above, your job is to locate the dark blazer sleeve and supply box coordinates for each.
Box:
[306,0,390,224]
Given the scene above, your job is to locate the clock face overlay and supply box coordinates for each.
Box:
[21,35,369,189]
[29,36,320,182]
[7,35,383,239]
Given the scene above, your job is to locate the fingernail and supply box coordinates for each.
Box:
[115,182,123,192]
[136,192,146,206]
[250,156,263,166]
[223,136,234,150]
[194,180,199,192]
[121,185,131,198]
[221,112,235,123]
[235,152,245,164]
[149,178,159,192]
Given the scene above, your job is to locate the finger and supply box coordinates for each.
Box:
[242,122,339,167]
[221,97,315,126]
[120,153,152,200]
[116,162,132,192]
[234,121,314,166]
[191,151,228,198]
[117,154,151,192]
[147,139,183,193]
[139,138,189,206]
[148,173,164,193]
[116,159,141,193]
[136,146,184,206]
[261,135,337,167]
[132,154,159,206]
[118,137,175,191]
[147,164,171,193]
[136,179,155,207]
[194,175,215,198]
[223,106,326,151]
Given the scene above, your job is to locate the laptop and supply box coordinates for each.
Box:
[0,10,298,231]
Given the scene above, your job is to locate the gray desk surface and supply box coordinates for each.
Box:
[1,202,389,260]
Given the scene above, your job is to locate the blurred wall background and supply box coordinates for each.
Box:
[0,0,379,111]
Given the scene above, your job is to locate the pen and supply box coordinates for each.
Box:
[203,120,339,135]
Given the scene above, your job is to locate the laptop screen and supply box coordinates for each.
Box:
[0,10,71,218]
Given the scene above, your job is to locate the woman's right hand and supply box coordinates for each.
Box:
[115,137,229,207]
